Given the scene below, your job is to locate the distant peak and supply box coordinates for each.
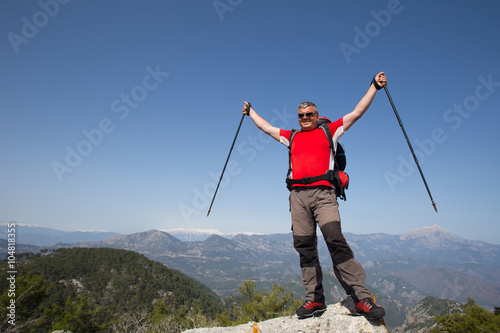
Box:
[161,228,261,242]
[163,228,225,235]
[400,225,463,242]
[428,224,443,230]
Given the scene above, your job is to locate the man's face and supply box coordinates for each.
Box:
[298,106,319,131]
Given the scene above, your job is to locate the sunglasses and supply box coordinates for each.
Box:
[298,112,317,119]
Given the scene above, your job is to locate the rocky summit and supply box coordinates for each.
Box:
[183,297,388,333]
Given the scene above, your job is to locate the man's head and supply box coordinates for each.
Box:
[298,101,319,131]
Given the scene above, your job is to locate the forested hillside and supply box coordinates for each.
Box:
[0,248,224,332]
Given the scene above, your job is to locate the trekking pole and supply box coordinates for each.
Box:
[383,85,438,212]
[207,103,250,216]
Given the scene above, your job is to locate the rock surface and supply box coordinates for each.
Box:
[183,298,388,333]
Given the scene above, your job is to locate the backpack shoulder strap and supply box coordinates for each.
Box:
[286,129,300,185]
[319,123,347,171]
[319,123,337,170]
[319,123,334,150]
[288,129,300,149]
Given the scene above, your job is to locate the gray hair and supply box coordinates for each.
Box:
[298,101,318,113]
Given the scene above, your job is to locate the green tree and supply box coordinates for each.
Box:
[431,298,500,333]
[150,297,221,332]
[49,294,106,332]
[234,279,301,324]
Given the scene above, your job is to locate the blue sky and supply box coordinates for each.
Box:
[1,0,499,243]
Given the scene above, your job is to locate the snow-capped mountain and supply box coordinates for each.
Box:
[161,228,259,242]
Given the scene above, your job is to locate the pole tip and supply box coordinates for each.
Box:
[432,203,438,213]
[207,210,211,217]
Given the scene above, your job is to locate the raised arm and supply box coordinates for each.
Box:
[343,72,387,131]
[243,101,281,141]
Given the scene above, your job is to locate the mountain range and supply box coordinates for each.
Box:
[2,223,499,329]
[161,228,251,242]
[71,225,500,305]
[0,223,117,246]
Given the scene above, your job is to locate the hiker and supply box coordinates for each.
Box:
[242,72,387,320]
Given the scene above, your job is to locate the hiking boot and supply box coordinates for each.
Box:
[355,297,385,319]
[296,300,327,319]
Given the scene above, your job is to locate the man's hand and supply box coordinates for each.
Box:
[372,72,387,90]
[243,101,252,116]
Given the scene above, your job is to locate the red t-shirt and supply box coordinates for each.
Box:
[280,118,345,188]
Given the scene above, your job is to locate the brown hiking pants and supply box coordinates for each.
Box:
[290,186,372,303]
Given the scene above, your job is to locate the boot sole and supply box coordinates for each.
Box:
[352,311,385,321]
[297,308,327,320]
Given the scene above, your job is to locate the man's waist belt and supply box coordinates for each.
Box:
[286,170,335,189]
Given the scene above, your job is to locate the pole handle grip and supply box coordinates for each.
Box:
[372,75,386,90]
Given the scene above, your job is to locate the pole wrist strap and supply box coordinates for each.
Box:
[244,102,252,116]
[371,75,383,90]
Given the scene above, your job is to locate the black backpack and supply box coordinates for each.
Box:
[285,117,349,200]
